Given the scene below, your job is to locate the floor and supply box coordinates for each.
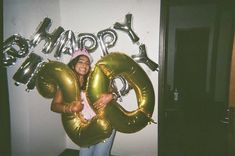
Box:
[59,149,79,156]
[59,149,116,156]
[161,107,229,156]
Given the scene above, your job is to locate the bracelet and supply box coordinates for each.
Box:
[63,105,66,113]
[112,92,118,101]
[69,105,72,113]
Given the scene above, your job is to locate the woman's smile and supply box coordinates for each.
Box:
[75,55,90,76]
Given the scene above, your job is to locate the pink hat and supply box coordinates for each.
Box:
[70,48,93,63]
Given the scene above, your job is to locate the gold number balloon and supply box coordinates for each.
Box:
[87,52,155,133]
[36,61,112,147]
[36,52,155,146]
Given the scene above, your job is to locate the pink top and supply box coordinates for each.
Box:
[80,91,96,120]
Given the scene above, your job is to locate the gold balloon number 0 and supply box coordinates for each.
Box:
[36,52,155,147]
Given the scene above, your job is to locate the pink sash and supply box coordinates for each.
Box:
[80,91,96,120]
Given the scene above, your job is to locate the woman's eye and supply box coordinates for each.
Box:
[78,61,89,65]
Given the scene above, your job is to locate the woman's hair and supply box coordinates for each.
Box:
[68,55,91,90]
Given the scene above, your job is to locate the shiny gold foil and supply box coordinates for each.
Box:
[87,52,155,133]
[36,52,155,146]
[36,61,112,147]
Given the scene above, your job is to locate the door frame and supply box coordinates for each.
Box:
[158,0,168,155]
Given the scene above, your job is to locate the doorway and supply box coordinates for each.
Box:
[171,27,227,156]
[161,27,227,156]
[158,1,234,156]
[174,28,210,123]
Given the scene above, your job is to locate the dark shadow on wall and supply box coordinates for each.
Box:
[0,0,11,154]
[0,68,11,155]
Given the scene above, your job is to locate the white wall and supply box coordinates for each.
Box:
[4,0,160,155]
[4,0,66,156]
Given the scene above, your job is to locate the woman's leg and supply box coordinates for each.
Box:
[93,130,116,156]
[79,145,95,156]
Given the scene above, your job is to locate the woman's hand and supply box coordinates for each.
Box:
[93,93,113,110]
[51,89,84,114]
[64,100,84,113]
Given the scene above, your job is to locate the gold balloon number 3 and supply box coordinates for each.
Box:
[36,52,155,147]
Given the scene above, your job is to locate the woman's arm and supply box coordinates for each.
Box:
[51,89,83,114]
[93,93,115,110]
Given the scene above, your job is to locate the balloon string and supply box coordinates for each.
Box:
[149,118,157,124]
[139,109,157,124]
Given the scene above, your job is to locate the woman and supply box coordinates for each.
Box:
[51,49,116,156]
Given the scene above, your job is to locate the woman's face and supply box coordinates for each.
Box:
[74,55,90,76]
